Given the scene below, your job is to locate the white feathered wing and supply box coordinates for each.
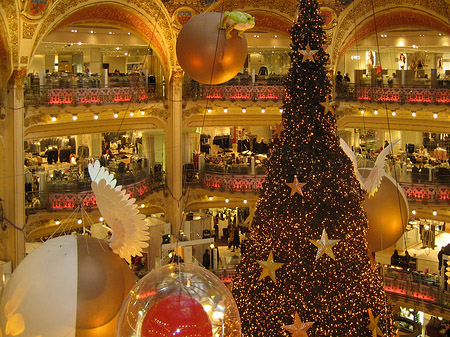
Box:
[339,138,363,187]
[88,160,149,263]
[363,138,401,197]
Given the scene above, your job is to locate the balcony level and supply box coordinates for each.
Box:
[23,80,450,133]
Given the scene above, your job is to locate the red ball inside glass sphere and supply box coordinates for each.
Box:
[141,294,213,337]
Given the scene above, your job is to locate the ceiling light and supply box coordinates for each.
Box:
[72,114,78,120]
[373,110,378,115]
[77,219,82,224]
[275,35,278,38]
[99,217,104,222]
[140,204,145,208]
[360,109,365,115]
[78,42,82,46]
[125,52,128,56]
[116,47,120,51]
[51,115,57,122]
[90,30,94,34]
[127,32,131,35]
[261,108,265,113]
[280,108,283,113]
[433,113,438,118]
[243,199,248,204]
[223,108,228,113]
[412,210,416,215]
[109,31,113,34]
[130,112,134,117]
[207,108,212,113]
[55,220,60,225]
[113,113,119,118]
[93,113,99,120]
[412,111,416,117]
[208,196,213,201]
[392,111,396,116]
[140,110,145,115]
[225,198,229,203]
[433,210,437,216]
[242,108,246,113]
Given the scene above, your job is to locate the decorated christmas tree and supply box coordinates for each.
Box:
[231,0,397,335]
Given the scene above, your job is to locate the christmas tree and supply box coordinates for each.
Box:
[231,0,396,335]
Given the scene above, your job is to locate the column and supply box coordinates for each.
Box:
[89,48,102,75]
[165,70,184,234]
[182,131,190,164]
[2,68,27,268]
[90,133,102,158]
[142,132,155,171]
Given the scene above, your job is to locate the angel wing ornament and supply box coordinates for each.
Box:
[363,138,401,197]
[339,138,400,197]
[88,160,149,263]
[339,138,363,187]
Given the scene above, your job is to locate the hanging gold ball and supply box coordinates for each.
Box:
[176,12,248,85]
[360,169,409,252]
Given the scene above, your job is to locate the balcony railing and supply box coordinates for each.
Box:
[24,83,165,107]
[23,80,450,106]
[338,83,450,104]
[26,171,165,212]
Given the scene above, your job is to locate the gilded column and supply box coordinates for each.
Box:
[165,69,184,234]
[2,68,27,268]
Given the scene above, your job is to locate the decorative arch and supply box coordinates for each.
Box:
[331,0,450,67]
[30,1,175,77]
[250,11,292,36]
[339,10,450,58]
[206,0,296,28]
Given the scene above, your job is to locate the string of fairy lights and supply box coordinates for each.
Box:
[231,0,398,335]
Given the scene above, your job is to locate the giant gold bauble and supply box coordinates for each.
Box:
[0,235,135,337]
[360,169,409,252]
[176,12,248,85]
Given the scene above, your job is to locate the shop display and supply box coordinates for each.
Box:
[176,12,248,85]
[117,263,241,337]
[0,235,135,337]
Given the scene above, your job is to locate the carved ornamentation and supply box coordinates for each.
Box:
[8,68,27,101]
[3,1,19,65]
[20,56,29,64]
[22,22,38,39]
[21,0,53,20]
[24,114,46,128]
[172,6,196,29]
[182,107,202,122]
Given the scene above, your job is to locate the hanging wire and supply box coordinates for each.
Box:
[171,3,227,266]
[366,0,415,333]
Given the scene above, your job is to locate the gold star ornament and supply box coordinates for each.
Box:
[273,121,286,139]
[366,308,383,337]
[320,97,336,114]
[282,312,314,337]
[299,44,318,63]
[257,250,284,284]
[286,175,306,197]
[309,229,340,261]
